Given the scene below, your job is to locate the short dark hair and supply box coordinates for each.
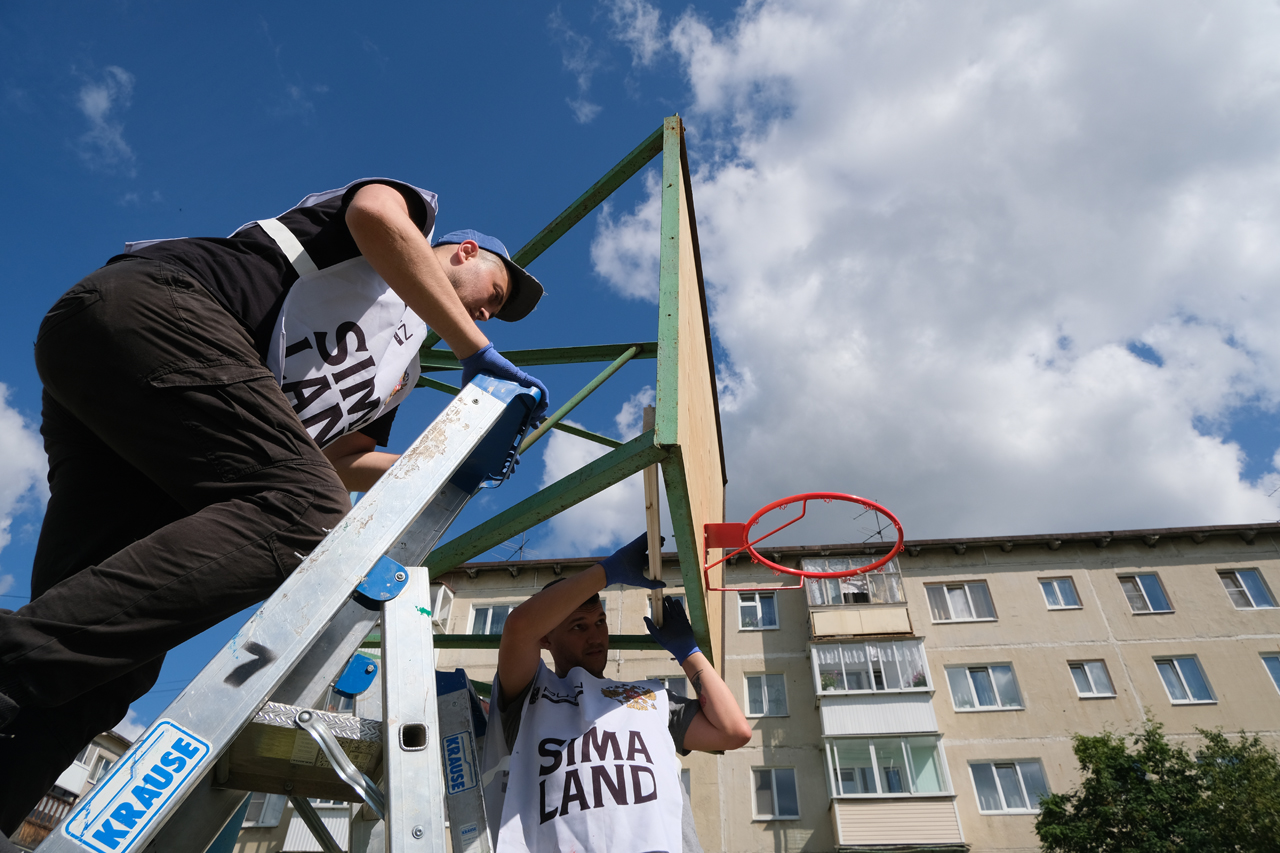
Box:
[541,577,601,610]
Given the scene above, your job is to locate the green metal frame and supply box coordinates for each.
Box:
[416,117,726,662]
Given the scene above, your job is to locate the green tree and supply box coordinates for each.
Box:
[1035,721,1280,853]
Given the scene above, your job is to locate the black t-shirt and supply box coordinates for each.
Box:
[124,179,434,446]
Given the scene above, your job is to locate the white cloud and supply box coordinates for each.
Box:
[592,0,1280,540]
[567,97,603,124]
[0,384,47,592]
[114,708,147,742]
[609,0,665,66]
[75,66,136,175]
[550,7,605,124]
[538,388,674,555]
[590,172,663,301]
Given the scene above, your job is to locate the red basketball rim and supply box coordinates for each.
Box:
[744,492,904,577]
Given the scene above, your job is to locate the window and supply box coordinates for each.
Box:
[88,755,114,785]
[971,761,1049,813]
[242,792,287,828]
[745,673,788,716]
[752,768,799,819]
[1263,655,1280,693]
[1219,570,1276,609]
[1040,578,1081,609]
[652,676,688,698]
[813,639,930,694]
[946,664,1022,710]
[828,737,949,797]
[648,594,686,618]
[926,582,996,622]
[803,557,904,606]
[74,744,94,766]
[1155,657,1214,703]
[738,592,778,630]
[470,603,512,635]
[1119,574,1171,613]
[1068,661,1115,698]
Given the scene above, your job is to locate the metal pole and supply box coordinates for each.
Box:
[518,345,640,454]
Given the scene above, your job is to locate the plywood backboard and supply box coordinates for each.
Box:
[654,116,727,669]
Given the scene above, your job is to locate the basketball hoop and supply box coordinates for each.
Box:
[702,492,905,592]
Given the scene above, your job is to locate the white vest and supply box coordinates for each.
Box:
[127,179,435,448]
[262,245,426,448]
[493,663,684,853]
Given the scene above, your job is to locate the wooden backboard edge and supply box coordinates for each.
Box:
[677,123,728,490]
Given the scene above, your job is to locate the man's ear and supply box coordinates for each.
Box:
[538,634,552,651]
[457,239,480,262]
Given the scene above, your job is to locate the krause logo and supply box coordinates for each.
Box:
[444,730,478,794]
[62,720,210,853]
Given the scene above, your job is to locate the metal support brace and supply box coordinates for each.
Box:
[288,796,345,853]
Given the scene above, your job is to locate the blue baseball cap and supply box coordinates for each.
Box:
[433,229,544,321]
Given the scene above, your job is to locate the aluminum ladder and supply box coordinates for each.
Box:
[37,375,535,853]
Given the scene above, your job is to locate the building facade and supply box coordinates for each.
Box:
[8,730,132,851]
[230,521,1280,852]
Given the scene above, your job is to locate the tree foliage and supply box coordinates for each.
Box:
[1035,721,1280,853]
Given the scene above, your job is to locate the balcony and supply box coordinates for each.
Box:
[804,557,912,637]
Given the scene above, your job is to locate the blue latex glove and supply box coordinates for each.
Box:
[459,344,549,419]
[645,596,701,664]
[600,533,666,589]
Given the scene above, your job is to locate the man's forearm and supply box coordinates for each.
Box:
[681,652,750,741]
[346,184,489,359]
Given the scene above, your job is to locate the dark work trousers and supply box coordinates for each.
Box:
[0,259,350,832]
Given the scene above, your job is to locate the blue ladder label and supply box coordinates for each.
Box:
[61,720,211,853]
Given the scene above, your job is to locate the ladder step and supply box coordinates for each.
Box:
[217,702,383,803]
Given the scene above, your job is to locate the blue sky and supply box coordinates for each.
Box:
[5,0,1280,735]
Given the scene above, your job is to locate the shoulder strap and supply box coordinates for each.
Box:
[256,218,319,277]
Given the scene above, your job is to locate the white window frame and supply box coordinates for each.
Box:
[241,792,287,828]
[826,736,952,798]
[744,672,789,717]
[970,760,1050,814]
[1039,577,1081,610]
[73,743,94,767]
[926,581,997,623]
[1262,654,1280,694]
[1118,574,1172,613]
[1218,570,1276,609]
[1155,656,1215,704]
[751,767,800,820]
[738,591,779,631]
[945,664,1023,711]
[811,638,932,695]
[469,602,516,635]
[650,675,688,698]
[647,594,686,618]
[802,557,904,606]
[88,755,114,785]
[1068,660,1115,698]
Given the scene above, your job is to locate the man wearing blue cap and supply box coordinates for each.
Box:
[0,178,548,835]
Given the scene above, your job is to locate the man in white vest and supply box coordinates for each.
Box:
[487,534,752,852]
[0,178,548,835]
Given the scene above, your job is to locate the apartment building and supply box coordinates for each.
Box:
[9,730,132,851]
[230,520,1280,852]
